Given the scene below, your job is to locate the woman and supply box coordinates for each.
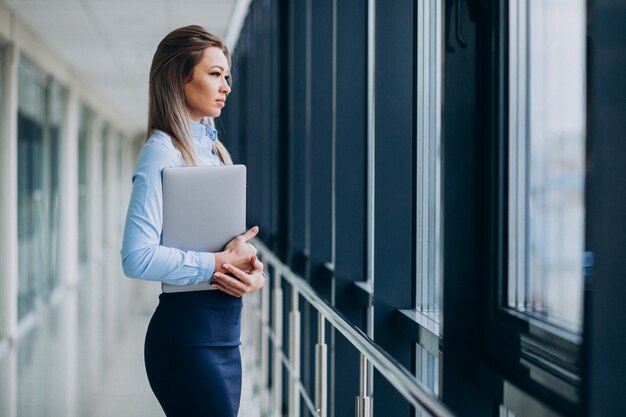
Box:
[121,25,264,417]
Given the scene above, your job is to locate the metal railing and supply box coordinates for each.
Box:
[241,240,456,417]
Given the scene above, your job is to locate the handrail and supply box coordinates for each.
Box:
[254,240,456,417]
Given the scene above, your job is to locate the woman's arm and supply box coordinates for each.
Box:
[121,138,214,285]
[121,136,258,285]
[121,137,260,285]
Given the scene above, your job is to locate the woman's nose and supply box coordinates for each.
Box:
[221,79,231,94]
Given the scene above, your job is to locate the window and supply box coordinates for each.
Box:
[414,0,443,407]
[507,0,586,333]
[101,123,109,248]
[17,57,64,318]
[46,80,65,292]
[414,343,440,417]
[415,0,443,320]
[78,105,93,266]
[416,343,439,395]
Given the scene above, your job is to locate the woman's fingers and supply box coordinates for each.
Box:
[223,264,253,285]
[212,269,250,294]
[250,255,264,272]
[212,262,263,295]
[239,226,259,242]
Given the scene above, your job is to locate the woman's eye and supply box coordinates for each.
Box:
[211,72,221,77]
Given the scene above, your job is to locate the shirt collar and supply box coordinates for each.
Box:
[188,119,218,142]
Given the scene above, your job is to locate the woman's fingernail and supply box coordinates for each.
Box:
[223,264,230,269]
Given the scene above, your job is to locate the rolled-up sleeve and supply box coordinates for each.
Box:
[120,139,216,285]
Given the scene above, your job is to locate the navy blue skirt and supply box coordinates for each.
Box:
[144,290,243,417]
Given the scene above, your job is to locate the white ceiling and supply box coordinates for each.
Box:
[3,0,242,133]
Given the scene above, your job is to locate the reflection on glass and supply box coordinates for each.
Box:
[508,0,586,332]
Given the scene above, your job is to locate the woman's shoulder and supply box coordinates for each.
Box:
[145,129,177,150]
[136,130,183,169]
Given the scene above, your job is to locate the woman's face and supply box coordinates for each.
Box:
[183,46,231,121]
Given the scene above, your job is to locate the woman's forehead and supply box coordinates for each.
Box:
[199,47,230,70]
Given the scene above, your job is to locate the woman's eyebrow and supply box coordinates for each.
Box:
[209,65,231,75]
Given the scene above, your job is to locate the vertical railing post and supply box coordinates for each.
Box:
[315,312,328,417]
[355,353,372,417]
[253,282,262,398]
[288,286,301,417]
[272,267,283,417]
[240,270,259,415]
[260,265,270,411]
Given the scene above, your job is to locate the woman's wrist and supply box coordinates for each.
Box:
[213,251,232,273]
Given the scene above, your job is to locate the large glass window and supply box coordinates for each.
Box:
[507,0,586,332]
[17,57,65,319]
[101,123,109,248]
[46,80,65,292]
[78,105,93,266]
[415,0,443,321]
[415,1,443,408]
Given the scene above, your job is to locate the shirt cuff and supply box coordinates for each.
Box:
[197,251,216,283]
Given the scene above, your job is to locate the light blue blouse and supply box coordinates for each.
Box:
[121,120,223,285]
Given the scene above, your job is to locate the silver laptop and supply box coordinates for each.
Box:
[161,165,246,293]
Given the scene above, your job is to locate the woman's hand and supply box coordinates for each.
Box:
[211,255,265,297]
[214,226,259,274]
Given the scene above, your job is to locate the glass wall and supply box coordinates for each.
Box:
[46,80,65,293]
[101,123,109,249]
[507,0,586,332]
[17,57,65,319]
[0,7,160,414]
[77,105,93,268]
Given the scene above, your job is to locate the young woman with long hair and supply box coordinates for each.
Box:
[121,25,264,417]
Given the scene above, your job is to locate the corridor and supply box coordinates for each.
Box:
[1,0,625,416]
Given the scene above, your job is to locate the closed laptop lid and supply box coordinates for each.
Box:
[161,165,246,253]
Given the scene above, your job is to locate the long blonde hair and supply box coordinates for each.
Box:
[147,25,232,165]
